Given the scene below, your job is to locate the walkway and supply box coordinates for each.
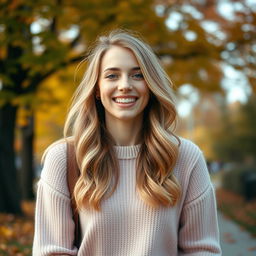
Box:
[218,212,256,255]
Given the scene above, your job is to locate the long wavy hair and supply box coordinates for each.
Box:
[63,30,181,211]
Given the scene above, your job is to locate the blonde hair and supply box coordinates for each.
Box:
[64,29,181,210]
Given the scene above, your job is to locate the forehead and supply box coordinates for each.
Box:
[100,45,140,70]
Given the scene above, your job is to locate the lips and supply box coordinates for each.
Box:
[113,96,138,103]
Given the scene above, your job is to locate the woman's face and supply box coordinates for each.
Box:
[98,45,150,125]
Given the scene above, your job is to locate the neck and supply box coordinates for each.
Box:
[105,117,143,146]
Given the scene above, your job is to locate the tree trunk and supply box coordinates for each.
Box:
[20,110,35,200]
[0,103,22,214]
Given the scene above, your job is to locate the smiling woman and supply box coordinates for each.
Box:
[33,29,221,256]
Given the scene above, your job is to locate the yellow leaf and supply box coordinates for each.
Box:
[0,226,14,239]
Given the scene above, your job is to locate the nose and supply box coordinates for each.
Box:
[118,75,132,91]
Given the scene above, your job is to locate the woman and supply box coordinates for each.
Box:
[33,30,221,255]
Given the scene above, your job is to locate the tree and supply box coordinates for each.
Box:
[210,95,256,163]
[157,0,256,92]
[1,0,255,213]
[0,0,170,213]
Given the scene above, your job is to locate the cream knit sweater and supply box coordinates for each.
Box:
[33,138,221,256]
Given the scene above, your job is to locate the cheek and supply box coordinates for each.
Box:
[99,83,113,98]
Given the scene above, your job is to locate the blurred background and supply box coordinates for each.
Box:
[0,0,255,255]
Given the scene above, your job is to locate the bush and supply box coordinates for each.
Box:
[216,188,256,237]
[221,165,256,200]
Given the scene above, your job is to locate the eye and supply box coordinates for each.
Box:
[105,73,118,79]
[132,72,144,79]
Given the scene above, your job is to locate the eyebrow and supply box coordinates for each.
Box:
[103,67,141,72]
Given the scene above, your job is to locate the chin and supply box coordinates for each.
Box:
[117,115,137,121]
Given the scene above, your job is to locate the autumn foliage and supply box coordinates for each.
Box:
[216,188,256,237]
[0,202,34,256]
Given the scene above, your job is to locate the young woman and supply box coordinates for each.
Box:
[33,30,221,255]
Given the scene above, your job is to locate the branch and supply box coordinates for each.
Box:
[50,0,63,34]
[41,53,87,80]
[158,50,222,60]
[23,52,87,94]
[70,34,82,49]
[50,17,57,33]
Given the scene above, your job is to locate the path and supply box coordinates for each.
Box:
[218,212,256,256]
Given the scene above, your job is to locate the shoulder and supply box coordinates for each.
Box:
[174,137,209,183]
[40,140,68,196]
[177,137,202,167]
[42,140,67,170]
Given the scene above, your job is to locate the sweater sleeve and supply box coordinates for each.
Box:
[32,142,78,256]
[178,151,221,256]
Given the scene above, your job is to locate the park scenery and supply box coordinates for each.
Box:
[0,0,256,255]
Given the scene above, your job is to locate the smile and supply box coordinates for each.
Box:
[113,97,137,103]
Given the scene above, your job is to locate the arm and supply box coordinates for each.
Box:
[32,143,78,256]
[178,152,221,256]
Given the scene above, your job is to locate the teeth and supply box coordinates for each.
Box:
[115,98,136,103]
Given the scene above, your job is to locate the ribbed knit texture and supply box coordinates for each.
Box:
[33,138,221,256]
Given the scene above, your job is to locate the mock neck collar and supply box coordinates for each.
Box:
[114,144,141,159]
